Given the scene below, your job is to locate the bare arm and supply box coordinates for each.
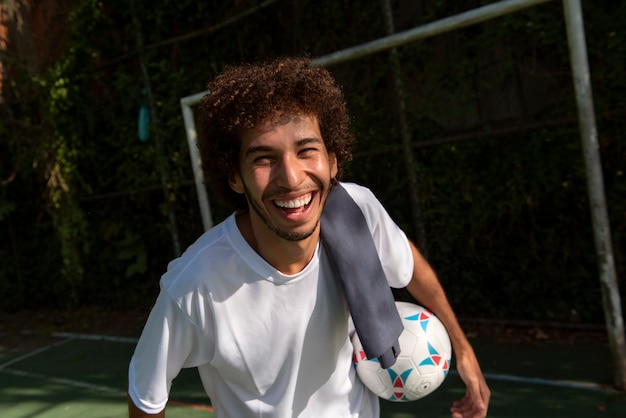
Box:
[404,241,490,418]
[128,394,165,418]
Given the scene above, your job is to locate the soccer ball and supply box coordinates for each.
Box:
[352,301,452,402]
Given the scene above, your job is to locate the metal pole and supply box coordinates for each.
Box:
[562,0,626,390]
[183,0,557,234]
[312,0,553,67]
[181,93,214,231]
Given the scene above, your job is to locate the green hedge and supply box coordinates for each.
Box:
[0,0,623,322]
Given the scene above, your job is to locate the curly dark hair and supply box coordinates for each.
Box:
[197,56,355,210]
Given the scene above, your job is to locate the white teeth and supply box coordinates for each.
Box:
[275,193,312,209]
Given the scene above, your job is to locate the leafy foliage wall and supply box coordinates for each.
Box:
[1,0,624,322]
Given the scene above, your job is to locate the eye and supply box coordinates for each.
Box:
[299,147,319,156]
[252,155,273,165]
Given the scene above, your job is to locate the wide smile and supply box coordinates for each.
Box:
[271,192,315,216]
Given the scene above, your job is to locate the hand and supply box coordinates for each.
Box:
[450,353,490,418]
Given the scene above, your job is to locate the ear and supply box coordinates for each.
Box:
[329,152,338,180]
[229,172,245,194]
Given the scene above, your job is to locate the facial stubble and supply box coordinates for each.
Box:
[242,181,322,242]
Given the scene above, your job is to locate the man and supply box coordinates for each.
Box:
[128,57,489,418]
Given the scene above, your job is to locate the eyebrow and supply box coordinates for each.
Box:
[296,137,324,147]
[244,145,273,159]
[243,137,323,159]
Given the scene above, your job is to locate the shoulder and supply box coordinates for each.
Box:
[338,182,387,222]
[338,181,377,203]
[160,214,237,297]
[337,182,413,288]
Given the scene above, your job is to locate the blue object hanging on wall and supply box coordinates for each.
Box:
[138,88,150,142]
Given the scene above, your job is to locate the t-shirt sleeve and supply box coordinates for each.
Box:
[343,183,414,289]
[127,289,213,414]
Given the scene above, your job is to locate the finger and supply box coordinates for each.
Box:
[464,376,490,417]
[450,390,489,418]
[450,404,483,418]
[450,394,473,417]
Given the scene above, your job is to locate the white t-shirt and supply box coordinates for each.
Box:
[128,183,414,417]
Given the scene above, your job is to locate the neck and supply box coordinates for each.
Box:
[235,211,319,275]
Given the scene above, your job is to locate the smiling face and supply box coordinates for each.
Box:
[230,114,338,247]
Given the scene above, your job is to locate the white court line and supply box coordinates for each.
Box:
[3,332,617,400]
[0,367,125,395]
[483,371,619,393]
[0,366,215,412]
[450,370,619,393]
[0,337,75,370]
[0,332,215,411]
[0,330,136,371]
[2,367,615,397]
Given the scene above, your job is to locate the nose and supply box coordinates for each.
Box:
[274,154,303,189]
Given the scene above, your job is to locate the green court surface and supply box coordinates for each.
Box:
[1,332,625,417]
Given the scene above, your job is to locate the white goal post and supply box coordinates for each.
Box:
[180,0,556,232]
[179,0,626,389]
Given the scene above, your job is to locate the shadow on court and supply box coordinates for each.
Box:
[1,332,625,417]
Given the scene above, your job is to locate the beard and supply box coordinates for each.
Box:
[242,181,322,242]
